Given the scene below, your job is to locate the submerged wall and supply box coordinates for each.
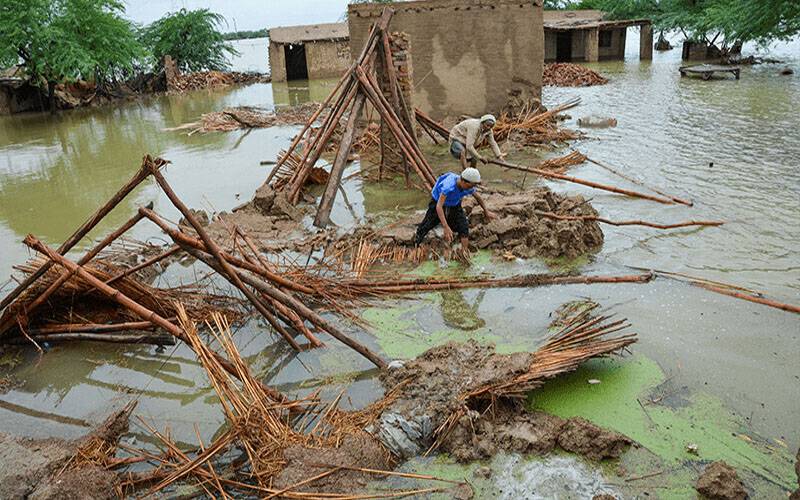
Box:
[348,0,544,119]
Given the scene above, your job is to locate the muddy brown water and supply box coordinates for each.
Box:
[0,35,798,492]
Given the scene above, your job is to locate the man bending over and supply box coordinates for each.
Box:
[415,168,496,254]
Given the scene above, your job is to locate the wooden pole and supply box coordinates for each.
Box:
[314,92,368,229]
[0,156,159,312]
[146,166,301,352]
[21,235,289,403]
[26,320,158,334]
[695,283,800,314]
[138,208,313,295]
[182,246,387,369]
[0,203,153,337]
[534,211,724,230]
[11,332,176,346]
[488,159,676,205]
[356,69,434,188]
[584,156,694,206]
[141,209,324,347]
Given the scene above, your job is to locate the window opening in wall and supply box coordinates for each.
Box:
[599,30,613,48]
[285,43,309,80]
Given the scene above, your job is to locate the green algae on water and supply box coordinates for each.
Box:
[529,355,796,493]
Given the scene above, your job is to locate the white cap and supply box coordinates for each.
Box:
[461,168,481,184]
[481,114,497,125]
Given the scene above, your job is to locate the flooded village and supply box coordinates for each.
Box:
[0,0,798,498]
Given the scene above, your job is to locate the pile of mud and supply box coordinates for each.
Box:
[370,341,632,463]
[0,404,133,499]
[341,187,604,260]
[207,184,314,253]
[696,461,748,500]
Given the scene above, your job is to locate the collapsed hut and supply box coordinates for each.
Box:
[544,10,653,62]
[268,23,352,82]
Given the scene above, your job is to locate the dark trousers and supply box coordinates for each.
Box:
[415,200,469,245]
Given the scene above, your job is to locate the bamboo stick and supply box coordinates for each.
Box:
[21,234,288,403]
[9,332,176,346]
[363,70,435,183]
[414,108,450,141]
[356,69,434,188]
[182,246,387,369]
[694,283,800,314]
[534,211,724,230]
[585,156,693,206]
[139,208,313,295]
[147,166,301,352]
[26,320,158,334]
[314,92,368,229]
[489,159,677,205]
[0,203,153,337]
[0,157,158,312]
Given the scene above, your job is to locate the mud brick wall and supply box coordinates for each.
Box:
[348,0,544,120]
[269,40,351,82]
[379,32,417,170]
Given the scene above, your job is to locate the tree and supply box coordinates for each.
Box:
[0,0,142,112]
[140,9,238,73]
[577,0,800,55]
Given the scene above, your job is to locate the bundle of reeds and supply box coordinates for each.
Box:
[538,150,588,173]
[493,98,583,147]
[543,63,608,87]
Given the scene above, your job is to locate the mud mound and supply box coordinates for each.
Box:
[344,187,603,260]
[29,465,117,500]
[440,401,631,463]
[373,340,632,463]
[0,404,132,499]
[273,433,394,494]
[0,434,74,499]
[696,461,748,500]
[207,185,314,253]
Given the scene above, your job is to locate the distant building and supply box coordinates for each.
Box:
[349,0,544,119]
[268,23,351,82]
[543,10,653,62]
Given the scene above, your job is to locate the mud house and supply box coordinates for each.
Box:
[544,10,653,62]
[268,23,351,82]
[348,0,544,119]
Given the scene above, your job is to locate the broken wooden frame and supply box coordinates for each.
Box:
[267,7,436,229]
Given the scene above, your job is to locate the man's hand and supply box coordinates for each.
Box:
[496,152,507,160]
[485,210,498,222]
[443,227,454,242]
[479,156,489,165]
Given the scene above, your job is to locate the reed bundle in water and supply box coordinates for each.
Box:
[493,98,584,146]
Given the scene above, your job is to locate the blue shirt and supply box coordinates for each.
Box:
[431,172,475,207]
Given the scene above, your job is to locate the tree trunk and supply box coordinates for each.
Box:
[47,80,56,114]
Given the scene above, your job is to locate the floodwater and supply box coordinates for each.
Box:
[0,32,798,496]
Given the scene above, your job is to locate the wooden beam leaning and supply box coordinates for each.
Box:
[145,165,302,352]
[488,159,676,205]
[0,156,160,313]
[21,234,289,404]
[0,202,154,338]
[181,246,388,369]
[314,92,368,228]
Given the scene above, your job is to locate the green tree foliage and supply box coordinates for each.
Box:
[140,9,238,72]
[0,0,142,109]
[577,0,800,45]
[222,28,269,41]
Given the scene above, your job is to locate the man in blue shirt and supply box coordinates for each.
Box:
[414,168,496,252]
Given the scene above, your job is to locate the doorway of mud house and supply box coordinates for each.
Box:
[284,43,309,80]
[556,32,572,62]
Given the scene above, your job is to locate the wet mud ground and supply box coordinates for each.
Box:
[0,35,799,497]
